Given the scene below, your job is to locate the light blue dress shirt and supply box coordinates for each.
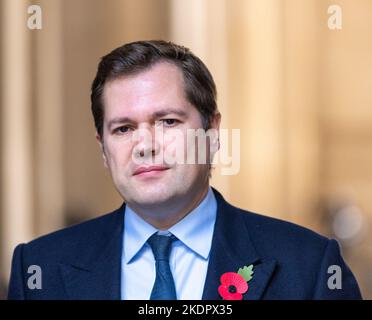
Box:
[121,187,217,300]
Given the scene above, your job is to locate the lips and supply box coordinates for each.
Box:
[133,165,169,176]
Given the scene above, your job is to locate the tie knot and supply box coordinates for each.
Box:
[147,234,175,261]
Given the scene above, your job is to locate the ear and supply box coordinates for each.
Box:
[96,132,108,168]
[210,111,221,130]
[210,111,221,151]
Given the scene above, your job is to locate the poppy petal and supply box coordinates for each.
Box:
[218,285,243,300]
[220,272,248,294]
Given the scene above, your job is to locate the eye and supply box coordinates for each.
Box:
[113,126,132,134]
[161,119,179,127]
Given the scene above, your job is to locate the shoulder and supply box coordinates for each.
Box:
[225,203,362,299]
[19,205,124,263]
[213,188,328,248]
[232,201,329,254]
[212,187,331,262]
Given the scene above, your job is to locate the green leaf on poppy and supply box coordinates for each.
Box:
[238,264,254,282]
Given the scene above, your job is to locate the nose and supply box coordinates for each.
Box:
[132,124,161,161]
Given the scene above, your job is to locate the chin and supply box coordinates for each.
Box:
[124,184,179,206]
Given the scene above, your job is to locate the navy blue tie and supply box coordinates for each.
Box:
[147,234,177,300]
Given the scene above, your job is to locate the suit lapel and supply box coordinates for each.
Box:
[59,206,124,300]
[202,189,277,300]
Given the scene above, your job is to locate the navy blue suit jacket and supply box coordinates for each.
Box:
[8,189,362,299]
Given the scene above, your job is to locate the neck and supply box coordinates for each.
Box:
[129,183,210,230]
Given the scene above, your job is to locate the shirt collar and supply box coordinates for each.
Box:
[123,187,217,264]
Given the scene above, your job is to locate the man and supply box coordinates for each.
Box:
[8,40,362,300]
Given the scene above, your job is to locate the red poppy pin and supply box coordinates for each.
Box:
[218,264,254,300]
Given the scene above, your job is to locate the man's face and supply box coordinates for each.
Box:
[99,61,219,209]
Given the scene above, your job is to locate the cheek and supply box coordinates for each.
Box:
[162,129,190,163]
[104,140,133,169]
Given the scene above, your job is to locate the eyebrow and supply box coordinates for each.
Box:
[107,108,188,129]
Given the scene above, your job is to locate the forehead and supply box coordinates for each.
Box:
[102,61,191,119]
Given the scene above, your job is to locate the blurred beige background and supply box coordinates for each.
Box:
[1,0,371,299]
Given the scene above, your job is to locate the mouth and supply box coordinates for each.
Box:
[133,165,170,177]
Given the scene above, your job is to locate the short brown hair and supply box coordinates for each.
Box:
[91,40,217,137]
